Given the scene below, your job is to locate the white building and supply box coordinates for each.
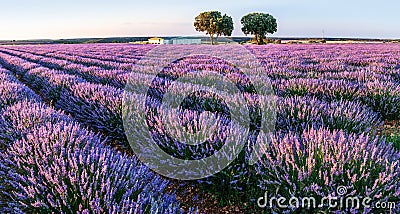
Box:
[164,38,202,45]
[148,37,164,44]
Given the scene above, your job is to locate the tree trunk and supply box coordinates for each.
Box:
[255,35,262,45]
[255,34,265,45]
[210,35,214,45]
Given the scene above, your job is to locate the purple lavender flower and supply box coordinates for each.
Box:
[0,100,72,147]
[255,127,400,213]
[1,121,183,213]
[276,96,382,134]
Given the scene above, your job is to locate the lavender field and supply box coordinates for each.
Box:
[0,43,399,213]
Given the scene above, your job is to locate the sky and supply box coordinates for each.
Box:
[0,0,399,40]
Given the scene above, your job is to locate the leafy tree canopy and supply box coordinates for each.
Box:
[241,13,277,45]
[194,11,234,45]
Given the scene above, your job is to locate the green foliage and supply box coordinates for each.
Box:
[386,131,400,150]
[265,38,274,44]
[308,39,326,44]
[241,13,277,45]
[218,14,234,38]
[194,11,234,45]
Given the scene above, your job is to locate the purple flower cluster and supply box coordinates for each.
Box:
[363,80,400,120]
[0,51,126,141]
[0,48,128,88]
[57,82,125,140]
[0,68,40,148]
[273,76,400,120]
[0,68,41,112]
[0,65,187,213]
[0,66,19,83]
[0,100,71,147]
[255,127,400,213]
[247,44,400,120]
[273,78,362,102]
[1,121,183,213]
[5,44,151,65]
[276,96,382,134]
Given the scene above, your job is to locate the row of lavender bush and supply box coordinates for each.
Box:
[0,48,128,88]
[274,77,400,120]
[255,128,400,213]
[0,65,187,213]
[0,52,126,141]
[4,44,151,65]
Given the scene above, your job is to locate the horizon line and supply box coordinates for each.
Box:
[1,35,399,42]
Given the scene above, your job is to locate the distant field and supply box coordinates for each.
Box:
[1,36,398,45]
[0,43,399,213]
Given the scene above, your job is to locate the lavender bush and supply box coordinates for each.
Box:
[273,78,363,102]
[56,82,125,140]
[0,121,183,213]
[0,59,186,213]
[1,47,128,88]
[0,67,18,83]
[0,82,40,111]
[0,52,126,141]
[255,128,400,213]
[363,81,400,120]
[0,101,71,147]
[276,96,382,134]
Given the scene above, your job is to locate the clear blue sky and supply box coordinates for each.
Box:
[0,0,399,40]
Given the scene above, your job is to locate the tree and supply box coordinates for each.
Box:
[194,11,234,45]
[217,14,234,41]
[241,13,277,45]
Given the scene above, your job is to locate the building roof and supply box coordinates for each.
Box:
[149,37,163,40]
